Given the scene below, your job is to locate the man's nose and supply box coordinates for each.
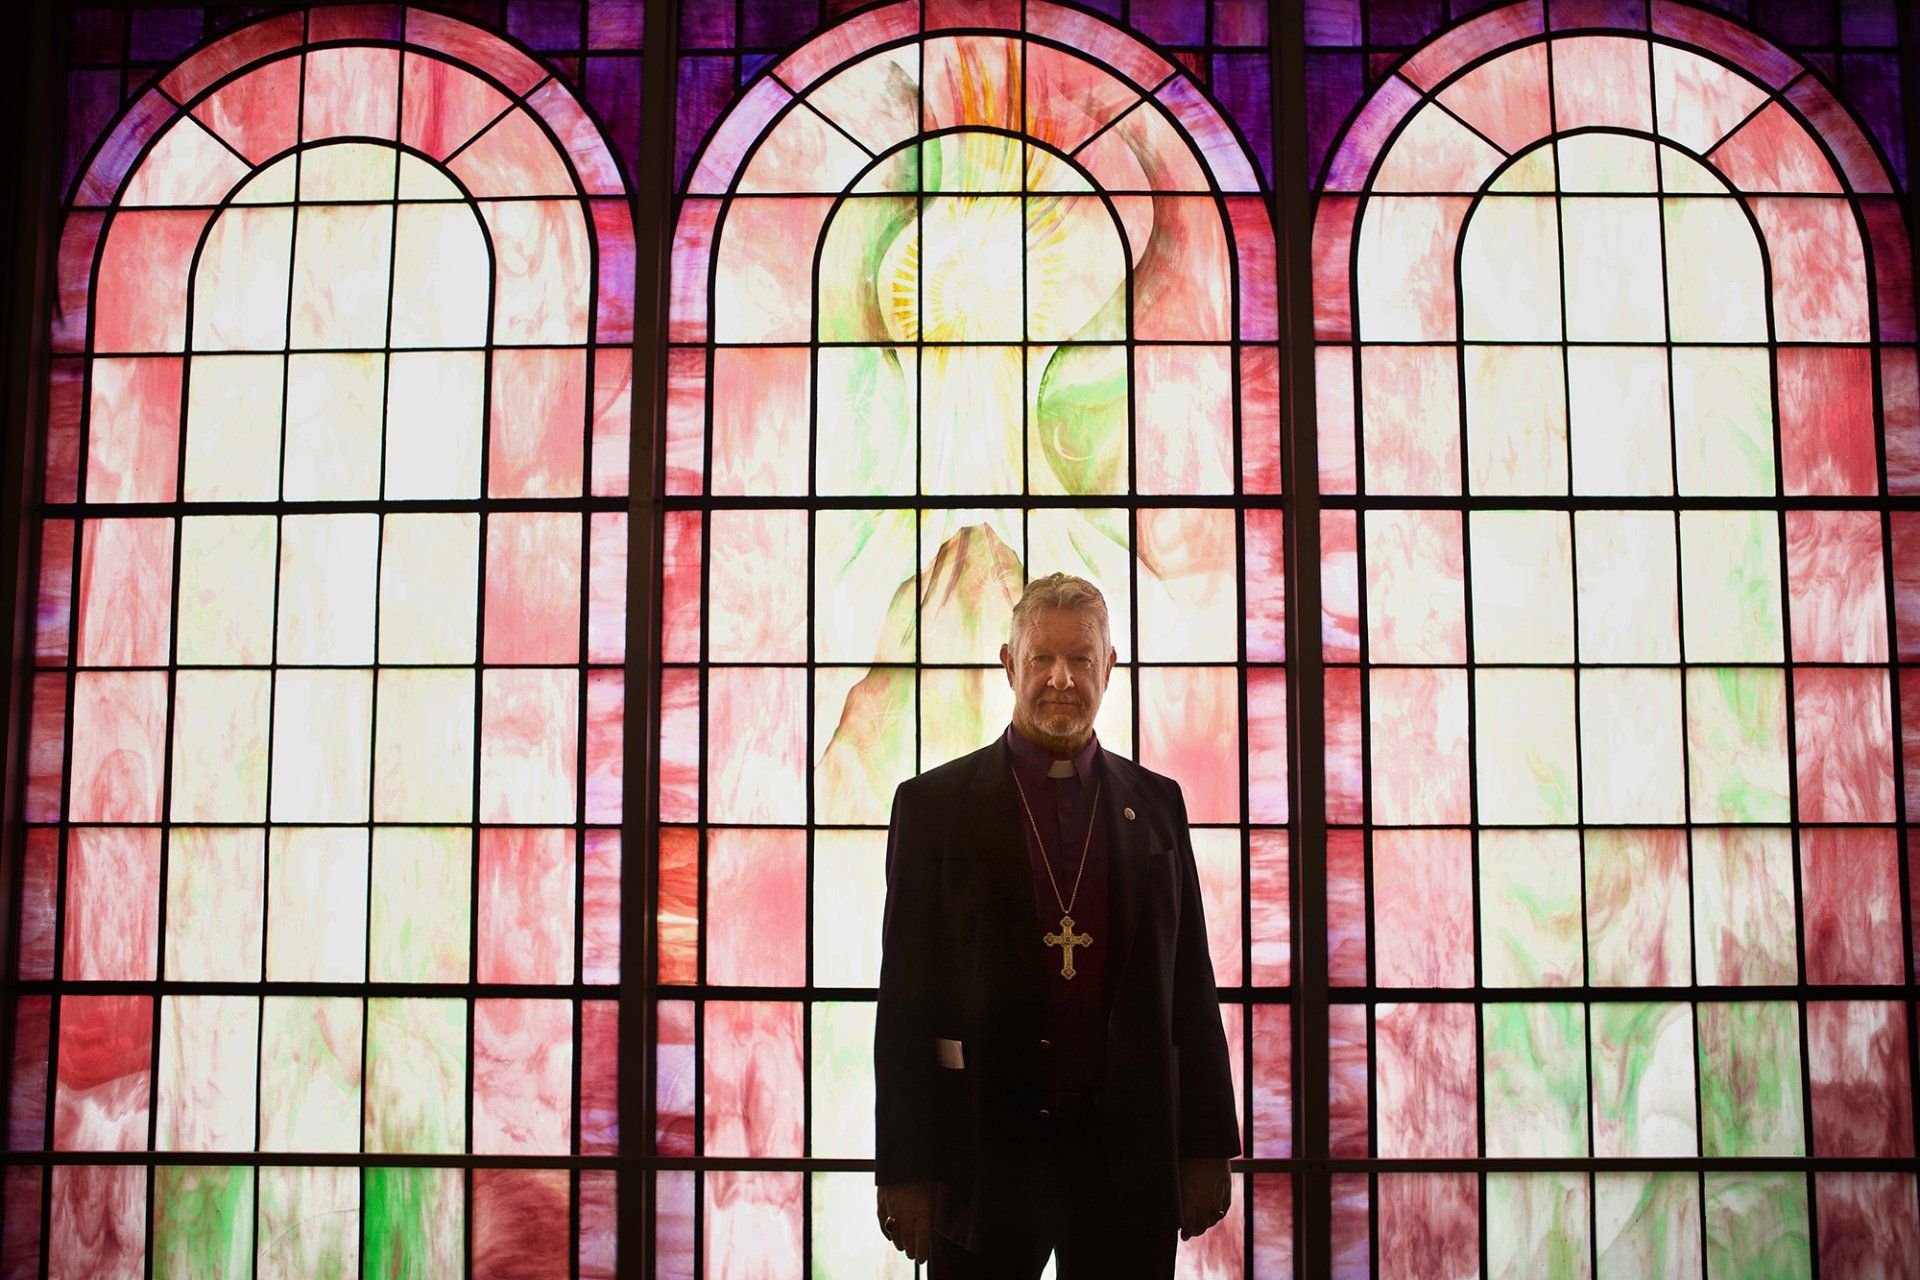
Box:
[1046,663,1075,688]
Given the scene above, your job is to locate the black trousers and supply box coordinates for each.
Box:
[928,1105,1178,1280]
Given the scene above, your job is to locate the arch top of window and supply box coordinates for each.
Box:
[681,0,1266,199]
[1319,3,1896,199]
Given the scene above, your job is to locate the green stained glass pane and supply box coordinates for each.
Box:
[852,147,919,193]
[1487,1172,1589,1280]
[258,1166,357,1279]
[814,665,915,824]
[1596,1172,1703,1277]
[817,195,917,344]
[259,996,362,1153]
[919,667,1012,772]
[816,347,916,497]
[1704,1172,1810,1279]
[364,998,466,1154]
[1686,667,1791,823]
[368,827,472,983]
[1691,827,1797,986]
[811,1171,910,1278]
[1026,506,1132,661]
[1585,829,1691,987]
[1473,667,1578,824]
[1674,347,1775,497]
[363,1167,462,1279]
[1478,830,1584,987]
[153,1166,251,1278]
[917,508,1023,664]
[1680,511,1783,663]
[1027,345,1128,496]
[920,132,1025,194]
[1484,1003,1587,1157]
[1697,1001,1805,1157]
[809,1001,876,1159]
[1591,1002,1697,1157]
[815,508,916,665]
[812,831,886,989]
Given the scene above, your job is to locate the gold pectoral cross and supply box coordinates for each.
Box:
[1044,914,1092,979]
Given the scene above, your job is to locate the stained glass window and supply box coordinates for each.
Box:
[659,0,1286,1271]
[11,9,632,1274]
[1312,2,1919,1274]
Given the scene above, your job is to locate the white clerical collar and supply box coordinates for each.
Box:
[1046,759,1077,779]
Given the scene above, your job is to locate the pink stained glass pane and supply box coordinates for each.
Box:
[712,199,832,344]
[34,519,72,666]
[1367,668,1470,826]
[1373,830,1473,988]
[479,200,593,346]
[1359,345,1462,495]
[400,51,509,160]
[582,828,621,986]
[1779,347,1878,497]
[67,669,167,821]
[1253,1176,1295,1280]
[580,999,618,1155]
[62,827,159,982]
[1328,1002,1369,1158]
[85,358,182,504]
[405,10,547,96]
[1245,508,1286,662]
[1325,667,1364,824]
[1785,509,1887,663]
[1242,347,1283,494]
[706,666,806,825]
[705,829,807,988]
[587,512,628,664]
[585,670,624,824]
[591,347,634,499]
[1379,1174,1478,1280]
[663,348,705,496]
[16,829,56,981]
[473,998,573,1156]
[1436,43,1548,154]
[579,1170,617,1279]
[1123,197,1231,342]
[449,108,577,200]
[656,1000,696,1158]
[44,359,82,503]
[53,995,151,1152]
[489,348,586,500]
[1799,828,1904,986]
[657,827,698,986]
[48,1164,144,1279]
[1251,1002,1292,1158]
[1793,666,1895,824]
[190,55,299,166]
[658,668,699,824]
[706,508,806,662]
[302,46,399,141]
[1249,829,1290,987]
[24,676,66,825]
[1320,511,1359,662]
[93,212,210,354]
[1326,829,1366,986]
[1363,509,1465,663]
[1246,668,1289,824]
[660,511,701,665]
[472,1169,568,1278]
[669,202,718,346]
[1375,1002,1478,1158]
[1751,198,1870,343]
[10,996,49,1150]
[704,1171,802,1279]
[1137,666,1241,824]
[1886,349,1920,495]
[1552,36,1653,132]
[591,201,636,344]
[75,518,173,668]
[1815,1173,1920,1277]
[1135,345,1233,494]
[477,828,575,986]
[3,1165,42,1277]
[1808,1001,1913,1158]
[709,347,810,497]
[703,1001,804,1158]
[480,668,580,824]
[1707,100,1843,195]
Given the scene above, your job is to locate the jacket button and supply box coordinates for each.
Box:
[1039,1039,1052,1051]
[1038,1108,1051,1120]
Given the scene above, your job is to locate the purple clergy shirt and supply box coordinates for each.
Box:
[1003,723,1110,1100]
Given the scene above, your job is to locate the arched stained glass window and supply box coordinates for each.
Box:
[657,0,1288,1269]
[1312,3,1918,1273]
[11,10,632,1274]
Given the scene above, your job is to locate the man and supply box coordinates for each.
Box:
[874,573,1237,1276]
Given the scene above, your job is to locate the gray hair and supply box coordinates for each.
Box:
[1008,573,1112,655]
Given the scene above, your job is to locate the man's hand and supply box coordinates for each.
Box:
[1179,1157,1231,1241]
[876,1181,935,1263]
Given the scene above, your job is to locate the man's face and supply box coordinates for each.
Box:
[999,605,1117,750]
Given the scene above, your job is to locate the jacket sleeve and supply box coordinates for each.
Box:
[1169,780,1241,1159]
[873,779,944,1184]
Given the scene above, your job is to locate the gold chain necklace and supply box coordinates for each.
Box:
[1009,767,1101,980]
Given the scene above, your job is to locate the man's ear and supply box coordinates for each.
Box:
[999,642,1015,685]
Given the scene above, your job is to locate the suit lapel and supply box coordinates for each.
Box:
[1099,751,1152,990]
[963,741,1047,1001]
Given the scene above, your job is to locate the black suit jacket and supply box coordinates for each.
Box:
[873,736,1239,1252]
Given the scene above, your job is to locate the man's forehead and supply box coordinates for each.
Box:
[1018,607,1105,645]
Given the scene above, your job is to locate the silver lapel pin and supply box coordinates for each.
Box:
[1123,806,1136,821]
